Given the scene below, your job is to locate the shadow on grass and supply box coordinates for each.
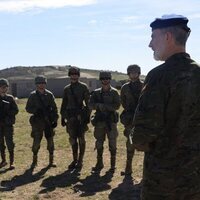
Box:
[39,169,81,194]
[0,168,12,175]
[72,169,114,197]
[108,176,142,200]
[0,166,50,191]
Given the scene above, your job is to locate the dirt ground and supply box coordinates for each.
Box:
[0,99,144,200]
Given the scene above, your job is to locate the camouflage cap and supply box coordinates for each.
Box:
[35,75,47,84]
[127,64,141,74]
[99,71,112,80]
[0,78,9,87]
[68,66,80,76]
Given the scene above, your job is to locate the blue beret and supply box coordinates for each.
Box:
[150,14,190,32]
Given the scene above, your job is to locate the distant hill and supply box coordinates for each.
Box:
[0,65,145,81]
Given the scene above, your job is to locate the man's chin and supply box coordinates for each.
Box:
[71,79,78,82]
[153,53,160,61]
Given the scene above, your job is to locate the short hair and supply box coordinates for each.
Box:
[161,25,190,46]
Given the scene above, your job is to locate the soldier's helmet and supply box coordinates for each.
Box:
[99,71,112,80]
[0,78,9,87]
[35,75,47,84]
[68,66,80,77]
[127,64,141,75]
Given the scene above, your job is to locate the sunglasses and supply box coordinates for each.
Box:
[100,78,110,80]
[70,73,79,76]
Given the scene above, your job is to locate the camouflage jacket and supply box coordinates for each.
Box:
[0,94,19,125]
[120,80,143,126]
[26,89,58,123]
[131,53,200,195]
[120,79,143,112]
[89,86,120,111]
[60,81,90,119]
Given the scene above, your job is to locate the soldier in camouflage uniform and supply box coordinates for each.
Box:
[26,75,58,168]
[120,65,143,176]
[130,14,200,199]
[0,78,18,170]
[89,71,120,173]
[60,67,90,170]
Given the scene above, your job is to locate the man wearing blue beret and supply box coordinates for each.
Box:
[130,14,200,199]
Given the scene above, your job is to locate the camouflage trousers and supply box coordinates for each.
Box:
[124,125,135,153]
[66,117,86,163]
[94,122,118,154]
[141,174,200,200]
[31,121,55,155]
[0,124,14,153]
[66,117,86,146]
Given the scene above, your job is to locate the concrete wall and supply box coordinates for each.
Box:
[8,77,114,98]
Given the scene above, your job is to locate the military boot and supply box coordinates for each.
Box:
[9,151,15,170]
[124,160,132,175]
[121,151,133,176]
[92,150,104,172]
[110,154,116,173]
[76,141,85,169]
[92,157,104,173]
[68,144,78,170]
[31,154,37,169]
[49,153,56,168]
[0,151,7,168]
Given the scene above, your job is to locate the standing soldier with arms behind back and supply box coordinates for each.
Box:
[0,78,19,170]
[89,71,120,173]
[26,75,58,168]
[130,14,200,199]
[120,65,143,176]
[60,66,90,170]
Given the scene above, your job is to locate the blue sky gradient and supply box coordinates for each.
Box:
[0,0,200,75]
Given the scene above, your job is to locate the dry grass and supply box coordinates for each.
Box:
[0,98,144,200]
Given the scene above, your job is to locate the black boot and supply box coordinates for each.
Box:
[49,153,56,168]
[68,143,78,170]
[121,151,134,176]
[76,140,85,169]
[31,154,37,169]
[9,151,15,170]
[110,153,116,173]
[92,149,104,172]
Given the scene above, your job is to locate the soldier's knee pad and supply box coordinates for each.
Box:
[69,137,77,146]
[95,141,103,151]
[109,139,117,150]
[32,143,40,154]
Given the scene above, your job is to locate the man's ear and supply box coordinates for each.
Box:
[165,31,173,42]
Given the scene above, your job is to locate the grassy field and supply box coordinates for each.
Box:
[0,98,144,200]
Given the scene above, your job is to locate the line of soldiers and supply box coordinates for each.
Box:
[0,65,143,175]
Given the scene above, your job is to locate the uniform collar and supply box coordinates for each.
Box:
[165,52,190,63]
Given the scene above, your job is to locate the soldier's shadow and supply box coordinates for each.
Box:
[72,169,114,197]
[0,168,12,175]
[39,169,81,194]
[0,165,50,192]
[108,176,142,200]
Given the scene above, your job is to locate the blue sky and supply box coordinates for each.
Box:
[0,0,199,75]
